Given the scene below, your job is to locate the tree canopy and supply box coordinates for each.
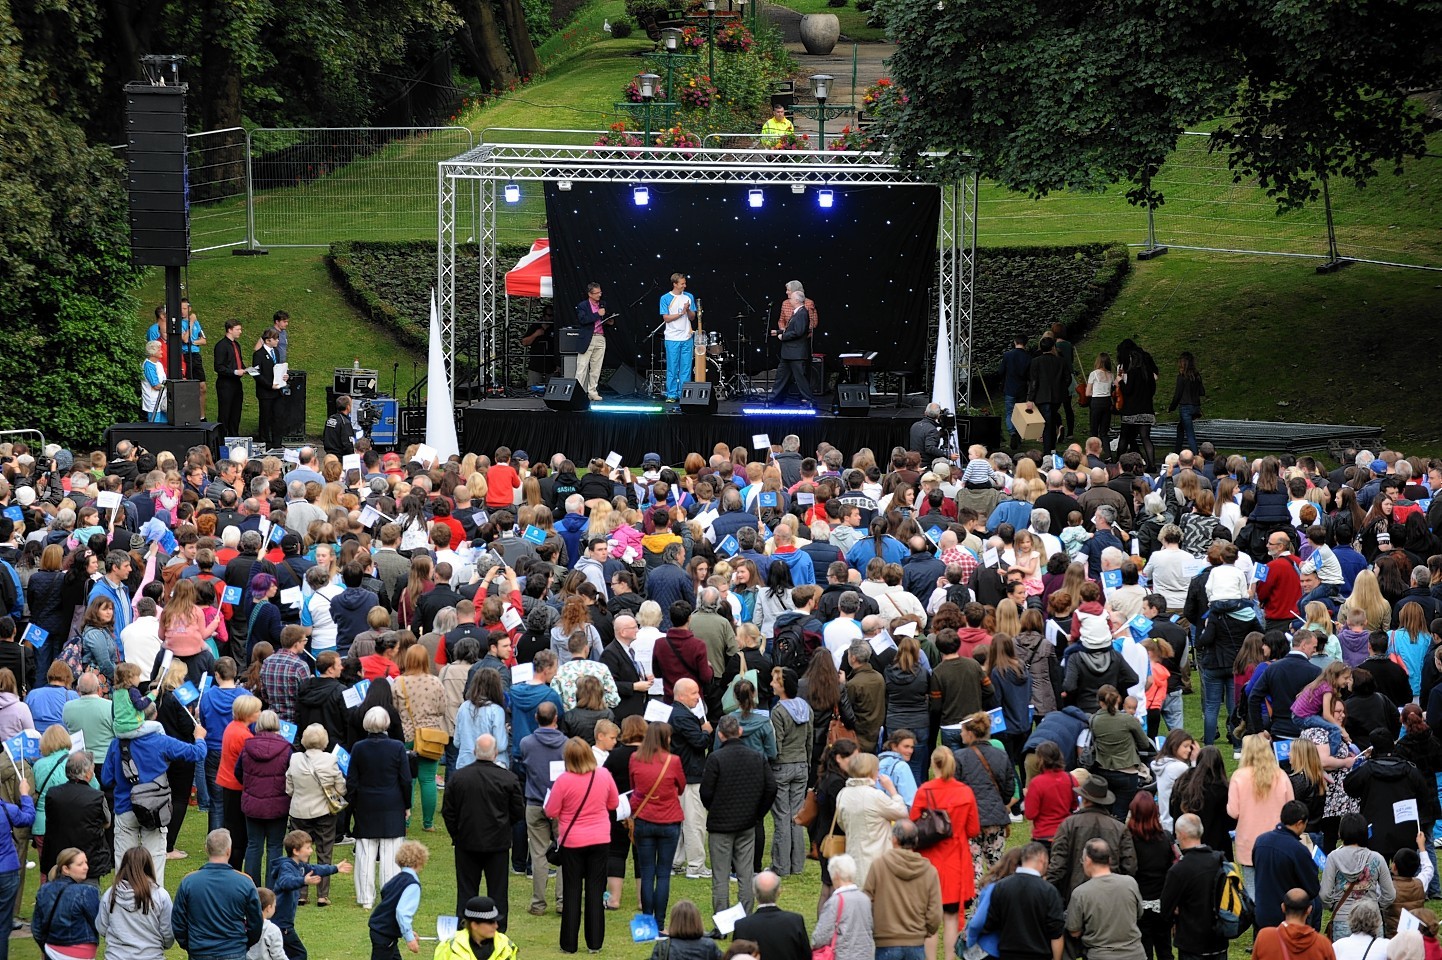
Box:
[876,0,1442,212]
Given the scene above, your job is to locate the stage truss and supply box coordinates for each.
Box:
[437,140,979,410]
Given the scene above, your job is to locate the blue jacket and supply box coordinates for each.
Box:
[329,587,379,654]
[1251,825,1321,929]
[991,665,1033,736]
[508,683,563,760]
[555,513,590,570]
[518,726,568,804]
[771,549,815,586]
[199,685,249,754]
[1247,650,1321,739]
[88,576,132,648]
[985,499,1033,535]
[267,855,339,929]
[645,565,694,629]
[31,874,96,948]
[174,862,264,959]
[99,729,206,815]
[1023,706,1090,767]
[1001,347,1031,398]
[0,796,34,872]
[711,511,760,545]
[845,535,908,570]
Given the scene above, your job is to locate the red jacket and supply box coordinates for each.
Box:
[651,628,713,701]
[628,752,688,823]
[1257,554,1303,622]
[957,626,992,659]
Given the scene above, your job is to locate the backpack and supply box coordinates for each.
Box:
[1214,857,1254,939]
[772,617,820,675]
[118,737,172,830]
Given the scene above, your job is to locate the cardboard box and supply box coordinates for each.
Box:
[1011,403,1046,441]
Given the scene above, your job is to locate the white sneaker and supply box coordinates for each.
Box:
[1009,813,1024,824]
[1233,749,1242,761]
[685,868,713,879]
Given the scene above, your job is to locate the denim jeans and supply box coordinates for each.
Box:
[633,819,680,922]
[1298,715,1344,756]
[876,947,925,960]
[1162,690,1184,734]
[1003,396,1022,444]
[1036,402,1058,452]
[664,339,690,400]
[0,870,18,960]
[1301,583,1340,606]
[1200,667,1238,747]
[245,816,287,886]
[1176,404,1200,453]
[195,756,212,812]
[205,750,224,830]
[939,728,964,752]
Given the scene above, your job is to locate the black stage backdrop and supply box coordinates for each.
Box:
[543,182,939,377]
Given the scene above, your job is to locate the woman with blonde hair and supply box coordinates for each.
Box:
[1341,570,1392,633]
[1226,733,1295,898]
[159,579,225,658]
[393,644,448,830]
[834,751,909,888]
[994,597,1022,640]
[911,748,980,957]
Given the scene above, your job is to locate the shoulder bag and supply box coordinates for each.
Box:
[309,755,347,814]
[1322,871,1368,939]
[794,788,819,828]
[914,785,953,850]
[819,798,847,859]
[399,676,449,761]
[812,892,845,960]
[626,754,672,843]
[546,771,596,865]
[826,704,853,747]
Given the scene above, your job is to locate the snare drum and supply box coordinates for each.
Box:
[706,331,726,356]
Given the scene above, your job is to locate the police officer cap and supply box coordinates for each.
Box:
[464,896,500,922]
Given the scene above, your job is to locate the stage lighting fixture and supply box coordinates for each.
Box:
[633,184,650,206]
[817,188,834,208]
[741,406,817,416]
[558,180,572,191]
[790,183,805,195]
[747,188,764,209]
[591,403,664,414]
[504,182,521,203]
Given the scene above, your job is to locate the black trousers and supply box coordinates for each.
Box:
[770,358,814,403]
[217,377,243,437]
[279,924,308,960]
[558,842,608,953]
[222,786,249,871]
[455,847,511,932]
[257,394,279,449]
[166,759,195,852]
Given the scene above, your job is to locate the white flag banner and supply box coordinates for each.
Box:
[426,289,461,463]
[930,299,959,453]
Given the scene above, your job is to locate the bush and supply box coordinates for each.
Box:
[611,18,633,37]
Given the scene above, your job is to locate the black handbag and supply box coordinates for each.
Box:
[545,770,596,865]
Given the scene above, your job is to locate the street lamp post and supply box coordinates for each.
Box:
[791,73,849,147]
[636,72,660,146]
[660,28,697,102]
[706,0,716,88]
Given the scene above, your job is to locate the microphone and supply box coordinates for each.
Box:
[732,282,756,315]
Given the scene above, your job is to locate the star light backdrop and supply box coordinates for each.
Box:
[543,182,940,380]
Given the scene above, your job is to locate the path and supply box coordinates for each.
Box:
[763,4,896,141]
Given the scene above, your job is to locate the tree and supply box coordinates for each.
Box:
[0,3,141,444]
[877,0,1440,220]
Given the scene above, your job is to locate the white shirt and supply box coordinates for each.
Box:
[433,547,471,586]
[1146,546,1195,610]
[305,583,344,651]
[660,291,696,342]
[824,619,863,668]
[121,617,164,681]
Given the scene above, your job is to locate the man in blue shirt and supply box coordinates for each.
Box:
[659,273,696,404]
[88,551,134,650]
[175,829,264,960]
[1000,335,1032,448]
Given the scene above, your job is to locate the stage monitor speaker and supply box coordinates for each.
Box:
[276,370,307,444]
[678,381,718,415]
[124,83,190,267]
[542,378,588,411]
[605,363,643,396]
[105,421,222,462]
[835,384,870,418]
[168,380,203,425]
[809,357,826,395]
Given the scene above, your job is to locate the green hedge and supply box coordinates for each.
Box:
[330,239,1131,389]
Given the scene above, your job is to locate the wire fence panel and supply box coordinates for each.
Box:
[110,128,251,253]
[249,127,476,246]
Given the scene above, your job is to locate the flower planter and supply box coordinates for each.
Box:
[799,14,840,55]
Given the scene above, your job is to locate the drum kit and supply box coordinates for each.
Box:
[647,316,758,401]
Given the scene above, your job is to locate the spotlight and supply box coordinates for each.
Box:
[790,183,805,195]
[558,180,572,192]
[633,184,650,206]
[747,188,764,209]
[503,182,521,203]
[817,188,834,209]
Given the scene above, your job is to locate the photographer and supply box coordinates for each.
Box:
[908,403,952,463]
[322,394,356,458]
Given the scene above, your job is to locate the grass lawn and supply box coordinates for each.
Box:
[131,249,425,440]
[1072,250,1442,453]
[5,691,1432,960]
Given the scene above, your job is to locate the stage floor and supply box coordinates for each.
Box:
[459,398,1002,464]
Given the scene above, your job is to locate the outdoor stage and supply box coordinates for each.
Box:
[459,397,1003,465]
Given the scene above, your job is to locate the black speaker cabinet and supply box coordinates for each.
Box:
[557,327,591,354]
[168,379,204,425]
[835,384,870,418]
[542,378,589,411]
[678,381,717,415]
[105,421,222,462]
[276,369,307,444]
[124,83,190,267]
[606,363,643,396]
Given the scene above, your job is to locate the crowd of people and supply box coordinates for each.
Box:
[0,423,1441,960]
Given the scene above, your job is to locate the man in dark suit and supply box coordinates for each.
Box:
[733,871,810,960]
[214,318,247,438]
[770,289,814,406]
[599,615,654,723]
[442,733,524,931]
[253,327,285,449]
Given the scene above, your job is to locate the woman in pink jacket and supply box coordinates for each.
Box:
[1226,732,1295,900]
[544,737,620,954]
